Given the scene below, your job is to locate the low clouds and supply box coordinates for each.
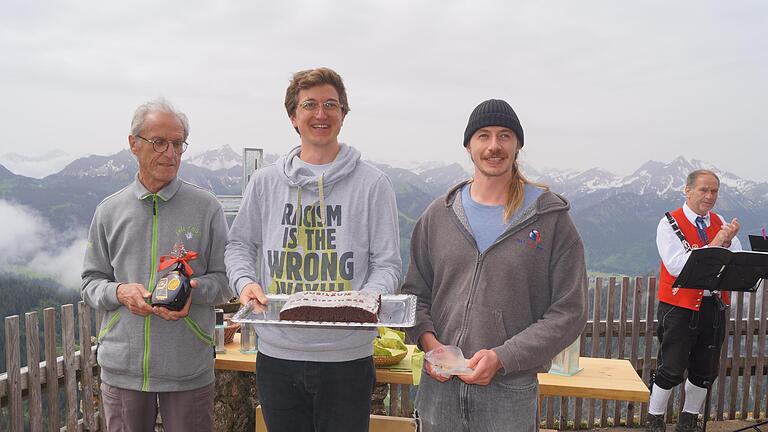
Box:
[0,200,86,289]
[0,151,73,178]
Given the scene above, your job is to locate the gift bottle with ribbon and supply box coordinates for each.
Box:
[152,243,198,311]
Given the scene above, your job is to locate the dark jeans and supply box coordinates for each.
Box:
[256,352,375,432]
[655,297,726,389]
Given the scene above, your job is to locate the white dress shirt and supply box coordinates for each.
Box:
[656,203,742,288]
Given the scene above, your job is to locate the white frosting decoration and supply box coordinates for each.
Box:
[281,291,379,314]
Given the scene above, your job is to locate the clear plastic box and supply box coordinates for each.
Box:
[549,338,582,376]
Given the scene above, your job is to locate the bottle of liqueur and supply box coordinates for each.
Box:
[152,243,198,311]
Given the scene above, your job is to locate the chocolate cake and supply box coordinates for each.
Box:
[279,291,381,323]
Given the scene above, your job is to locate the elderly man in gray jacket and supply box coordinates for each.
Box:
[403,99,588,432]
[82,99,229,432]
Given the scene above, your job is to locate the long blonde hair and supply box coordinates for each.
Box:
[503,159,548,221]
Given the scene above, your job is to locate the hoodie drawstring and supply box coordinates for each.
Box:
[318,174,326,226]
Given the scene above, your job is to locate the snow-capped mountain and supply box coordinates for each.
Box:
[55,150,137,179]
[535,167,622,198]
[185,144,241,171]
[0,150,75,179]
[2,151,767,275]
[378,159,466,175]
[536,156,767,207]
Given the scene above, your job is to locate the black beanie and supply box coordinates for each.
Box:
[463,99,524,147]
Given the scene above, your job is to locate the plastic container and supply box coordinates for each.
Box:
[549,338,582,376]
[425,345,473,376]
[214,308,226,354]
[240,323,258,354]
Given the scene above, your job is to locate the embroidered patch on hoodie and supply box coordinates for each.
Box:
[516,229,545,251]
[176,225,201,240]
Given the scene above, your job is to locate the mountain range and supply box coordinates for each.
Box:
[2,147,766,275]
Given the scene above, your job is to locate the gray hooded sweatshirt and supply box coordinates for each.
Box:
[82,176,229,392]
[225,144,402,362]
[404,181,588,381]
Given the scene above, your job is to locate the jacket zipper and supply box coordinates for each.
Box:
[455,228,517,347]
[142,195,159,391]
[456,251,482,347]
[450,203,536,347]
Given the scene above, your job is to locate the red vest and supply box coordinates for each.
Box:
[658,207,730,311]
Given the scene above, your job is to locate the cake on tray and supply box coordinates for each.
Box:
[278,291,381,323]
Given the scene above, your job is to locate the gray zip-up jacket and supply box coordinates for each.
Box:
[82,176,229,392]
[225,144,401,362]
[403,181,587,380]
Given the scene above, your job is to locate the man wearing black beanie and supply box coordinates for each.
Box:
[463,98,525,148]
[404,99,588,431]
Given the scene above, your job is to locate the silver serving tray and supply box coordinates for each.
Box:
[231,294,416,328]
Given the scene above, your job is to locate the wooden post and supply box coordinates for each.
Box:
[401,382,411,417]
[5,315,23,432]
[755,289,767,420]
[390,384,400,416]
[614,277,629,425]
[627,277,643,426]
[545,394,555,429]
[715,303,729,420]
[62,304,78,432]
[741,293,757,418]
[25,312,43,432]
[587,277,602,429]
[43,307,60,432]
[601,277,616,428]
[729,292,744,419]
[573,331,586,429]
[559,395,569,429]
[79,302,96,430]
[640,277,657,426]
[96,308,107,428]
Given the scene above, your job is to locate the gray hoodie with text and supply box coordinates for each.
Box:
[225,144,402,362]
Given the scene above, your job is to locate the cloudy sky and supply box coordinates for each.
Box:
[2,1,766,180]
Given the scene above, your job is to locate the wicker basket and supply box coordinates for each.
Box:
[373,351,407,367]
[224,323,241,344]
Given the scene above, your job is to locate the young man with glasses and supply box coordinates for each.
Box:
[82,98,229,431]
[225,67,401,432]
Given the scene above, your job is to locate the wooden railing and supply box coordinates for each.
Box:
[2,277,767,430]
[1,303,103,432]
[541,276,768,429]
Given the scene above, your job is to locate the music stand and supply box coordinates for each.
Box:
[674,247,768,293]
[749,235,768,253]
[673,247,768,431]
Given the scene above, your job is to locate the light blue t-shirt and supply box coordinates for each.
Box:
[461,183,543,252]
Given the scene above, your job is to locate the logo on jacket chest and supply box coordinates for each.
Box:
[175,225,201,241]
[516,228,545,251]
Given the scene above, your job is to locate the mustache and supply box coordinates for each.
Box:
[483,150,509,158]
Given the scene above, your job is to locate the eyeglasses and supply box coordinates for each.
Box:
[135,135,189,154]
[299,100,344,115]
